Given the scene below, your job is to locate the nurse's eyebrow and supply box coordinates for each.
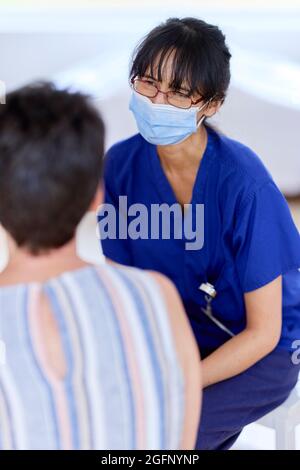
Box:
[143,74,190,94]
[143,74,159,82]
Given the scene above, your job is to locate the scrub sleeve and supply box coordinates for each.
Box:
[196,180,300,450]
[233,179,300,293]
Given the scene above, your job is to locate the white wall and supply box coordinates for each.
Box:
[1,5,299,194]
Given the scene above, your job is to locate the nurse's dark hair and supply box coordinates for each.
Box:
[130,17,231,103]
[0,81,104,255]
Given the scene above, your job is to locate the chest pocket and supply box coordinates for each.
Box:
[205,260,237,293]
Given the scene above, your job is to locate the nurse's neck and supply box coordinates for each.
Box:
[157,124,207,172]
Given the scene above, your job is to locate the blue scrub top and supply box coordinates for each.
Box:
[99,125,300,351]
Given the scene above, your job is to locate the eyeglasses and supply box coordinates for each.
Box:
[131,77,204,109]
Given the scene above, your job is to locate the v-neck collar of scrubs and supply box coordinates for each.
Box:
[147,124,216,205]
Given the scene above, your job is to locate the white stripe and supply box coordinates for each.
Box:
[0,385,13,449]
[58,276,107,449]
[92,269,134,449]
[0,289,31,449]
[51,279,91,449]
[129,269,185,450]
[121,269,170,448]
[0,364,28,449]
[104,266,161,449]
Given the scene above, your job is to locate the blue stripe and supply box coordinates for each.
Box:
[91,268,136,449]
[115,268,165,448]
[44,282,81,449]
[129,272,172,447]
[0,380,15,449]
[22,287,61,449]
[59,277,94,450]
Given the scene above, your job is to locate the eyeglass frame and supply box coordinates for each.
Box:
[130,76,207,109]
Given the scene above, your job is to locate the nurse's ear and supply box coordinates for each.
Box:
[199,97,223,120]
[89,184,104,212]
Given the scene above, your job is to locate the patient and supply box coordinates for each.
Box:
[0,83,201,450]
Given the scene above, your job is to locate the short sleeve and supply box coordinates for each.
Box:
[98,151,133,266]
[233,180,300,292]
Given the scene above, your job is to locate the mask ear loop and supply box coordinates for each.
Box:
[196,115,206,128]
[196,95,217,128]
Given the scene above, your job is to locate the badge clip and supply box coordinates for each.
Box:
[199,282,217,298]
[198,282,235,337]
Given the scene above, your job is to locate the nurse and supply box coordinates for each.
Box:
[99,17,300,450]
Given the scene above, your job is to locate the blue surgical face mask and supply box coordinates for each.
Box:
[129,90,211,146]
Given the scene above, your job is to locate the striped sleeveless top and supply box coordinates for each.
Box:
[0,264,184,450]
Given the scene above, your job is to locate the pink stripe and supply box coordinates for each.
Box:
[97,268,146,449]
[27,285,73,450]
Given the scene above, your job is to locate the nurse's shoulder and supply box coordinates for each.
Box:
[213,128,273,188]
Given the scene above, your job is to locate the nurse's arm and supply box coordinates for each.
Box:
[150,272,202,450]
[201,275,282,389]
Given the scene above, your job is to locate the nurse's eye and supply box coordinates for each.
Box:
[167,90,192,109]
[134,78,158,98]
[173,90,189,98]
[139,76,158,86]
[144,79,156,85]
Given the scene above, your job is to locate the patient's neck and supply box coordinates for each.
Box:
[0,237,89,286]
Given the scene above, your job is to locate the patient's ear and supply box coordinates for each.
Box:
[89,185,104,212]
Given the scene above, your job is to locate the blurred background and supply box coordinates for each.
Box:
[0,0,300,449]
